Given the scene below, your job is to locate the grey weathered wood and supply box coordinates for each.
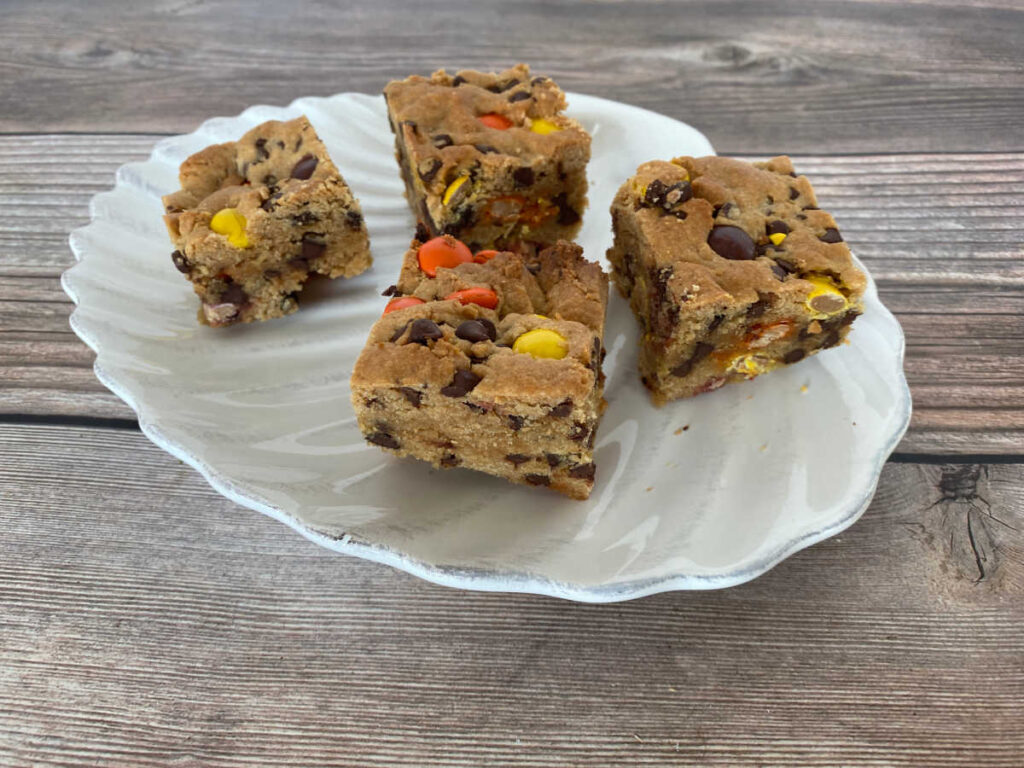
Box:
[1,424,1022,767]
[2,137,1023,452]
[1,0,1023,154]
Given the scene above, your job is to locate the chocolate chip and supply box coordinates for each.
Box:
[820,227,844,243]
[508,90,531,102]
[478,318,497,341]
[569,422,590,442]
[264,269,281,279]
[671,210,688,220]
[708,226,755,260]
[441,369,482,397]
[644,180,692,212]
[553,192,580,226]
[220,283,247,306]
[766,221,790,236]
[506,453,530,467]
[545,453,563,468]
[531,76,549,86]
[254,138,269,160]
[363,397,383,409]
[587,431,596,449]
[803,205,820,211]
[263,174,278,186]
[260,190,284,211]
[717,202,736,219]
[288,257,309,271]
[464,402,487,414]
[746,296,771,318]
[789,187,800,200]
[549,399,573,418]
[452,75,466,87]
[389,322,410,342]
[670,341,713,377]
[783,349,806,364]
[440,453,460,468]
[455,320,491,342]
[770,263,788,281]
[432,133,454,149]
[512,167,535,188]
[475,144,499,154]
[382,284,399,297]
[399,120,418,135]
[301,234,326,261]
[171,250,190,273]
[823,331,842,348]
[367,431,400,449]
[291,211,319,225]
[525,474,550,487]
[488,79,518,93]
[407,318,443,344]
[508,415,526,431]
[708,313,726,332]
[290,154,318,180]
[398,387,422,407]
[418,157,442,183]
[568,462,596,481]
[414,222,431,242]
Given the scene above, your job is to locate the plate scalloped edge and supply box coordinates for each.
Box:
[62,91,912,603]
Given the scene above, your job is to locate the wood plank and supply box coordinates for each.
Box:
[1,424,1022,767]
[0,1,1022,153]
[2,138,1023,451]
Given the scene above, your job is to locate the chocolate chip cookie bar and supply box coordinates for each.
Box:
[351,234,608,499]
[608,155,866,404]
[383,64,590,251]
[162,116,371,327]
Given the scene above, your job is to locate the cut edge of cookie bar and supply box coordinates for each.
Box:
[383,64,590,251]
[351,237,608,500]
[162,116,371,327]
[607,154,866,405]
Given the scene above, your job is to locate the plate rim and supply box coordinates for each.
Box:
[62,90,913,603]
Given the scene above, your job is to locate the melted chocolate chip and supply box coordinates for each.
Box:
[419,157,442,183]
[708,314,726,332]
[440,453,460,468]
[367,431,400,449]
[441,369,482,397]
[407,318,443,344]
[823,331,842,348]
[432,134,454,149]
[475,144,499,154]
[549,399,573,418]
[398,387,422,407]
[770,263,788,281]
[290,154,318,180]
[389,322,410,342]
[414,222,431,242]
[708,226,756,260]
[568,422,590,442]
[455,320,492,342]
[171,250,190,273]
[506,453,530,467]
[220,283,247,306]
[820,227,844,243]
[301,234,326,261]
[568,462,596,481]
[553,192,581,225]
[545,453,563,468]
[292,211,319,225]
[766,221,790,236]
[783,348,806,364]
[508,90,531,102]
[263,174,278,186]
[525,474,550,487]
[671,341,713,377]
[746,296,771,318]
[513,167,535,188]
[508,415,526,431]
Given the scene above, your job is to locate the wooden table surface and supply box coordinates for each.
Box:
[3,1,1023,765]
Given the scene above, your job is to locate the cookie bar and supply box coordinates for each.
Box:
[162,116,371,327]
[351,234,608,500]
[608,155,866,404]
[383,64,590,250]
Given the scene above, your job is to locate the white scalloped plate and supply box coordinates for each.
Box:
[63,92,911,602]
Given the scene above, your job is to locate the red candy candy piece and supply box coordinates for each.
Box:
[417,236,474,277]
[383,296,425,315]
[473,250,500,263]
[478,113,513,130]
[445,287,499,309]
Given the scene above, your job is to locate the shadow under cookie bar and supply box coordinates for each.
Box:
[384,64,590,251]
[351,238,608,500]
[608,155,866,404]
[162,116,371,327]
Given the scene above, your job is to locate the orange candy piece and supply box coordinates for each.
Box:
[478,113,513,130]
[417,236,474,277]
[383,296,425,315]
[445,287,499,309]
[473,250,500,263]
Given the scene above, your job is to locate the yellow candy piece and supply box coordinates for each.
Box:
[442,174,469,206]
[768,232,787,246]
[513,328,568,359]
[729,354,776,378]
[209,208,250,248]
[529,118,561,135]
[805,275,848,318]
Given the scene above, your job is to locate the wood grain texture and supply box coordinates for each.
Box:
[1,0,1023,154]
[1,424,1022,767]
[2,137,1022,451]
